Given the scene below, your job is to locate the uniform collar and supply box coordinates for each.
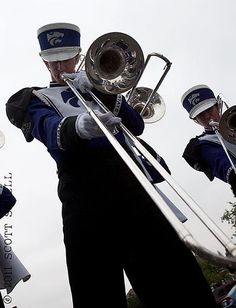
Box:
[204,128,215,135]
[49,81,65,88]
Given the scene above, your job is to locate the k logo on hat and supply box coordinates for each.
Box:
[181,85,218,119]
[37,22,81,62]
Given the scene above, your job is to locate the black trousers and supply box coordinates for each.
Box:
[0,293,4,308]
[58,156,217,308]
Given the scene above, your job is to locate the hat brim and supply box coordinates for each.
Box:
[39,47,81,62]
[189,99,217,119]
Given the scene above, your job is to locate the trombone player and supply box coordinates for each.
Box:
[6,23,217,307]
[182,84,236,197]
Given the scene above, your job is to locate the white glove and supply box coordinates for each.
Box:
[63,71,93,94]
[75,111,121,139]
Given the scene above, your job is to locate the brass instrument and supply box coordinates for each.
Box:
[84,33,170,123]
[85,32,144,95]
[62,32,236,268]
[127,86,166,123]
[219,105,236,145]
[126,52,171,123]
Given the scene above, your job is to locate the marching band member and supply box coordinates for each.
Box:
[182,84,236,197]
[6,23,217,307]
[0,186,31,301]
[0,137,31,301]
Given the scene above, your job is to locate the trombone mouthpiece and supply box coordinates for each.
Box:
[60,73,66,81]
[209,119,219,129]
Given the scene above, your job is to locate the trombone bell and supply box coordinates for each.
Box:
[127,87,166,123]
[219,105,236,144]
[85,32,144,95]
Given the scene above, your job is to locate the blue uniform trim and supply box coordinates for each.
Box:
[38,28,80,51]
[7,83,169,184]
[28,84,145,164]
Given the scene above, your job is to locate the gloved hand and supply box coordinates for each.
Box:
[75,110,121,139]
[63,70,93,94]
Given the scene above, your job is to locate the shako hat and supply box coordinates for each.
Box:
[181,84,218,119]
[37,22,81,62]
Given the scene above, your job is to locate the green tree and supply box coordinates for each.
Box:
[191,201,236,287]
[221,201,236,232]
[195,255,234,285]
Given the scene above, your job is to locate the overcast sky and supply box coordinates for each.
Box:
[1,0,236,307]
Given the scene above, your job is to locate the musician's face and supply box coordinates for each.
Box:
[44,54,80,84]
[194,104,221,129]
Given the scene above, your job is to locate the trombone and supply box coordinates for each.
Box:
[218,96,236,146]
[126,52,171,123]
[83,32,169,123]
[62,32,236,268]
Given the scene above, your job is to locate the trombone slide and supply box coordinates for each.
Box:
[61,31,236,267]
[62,74,236,267]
